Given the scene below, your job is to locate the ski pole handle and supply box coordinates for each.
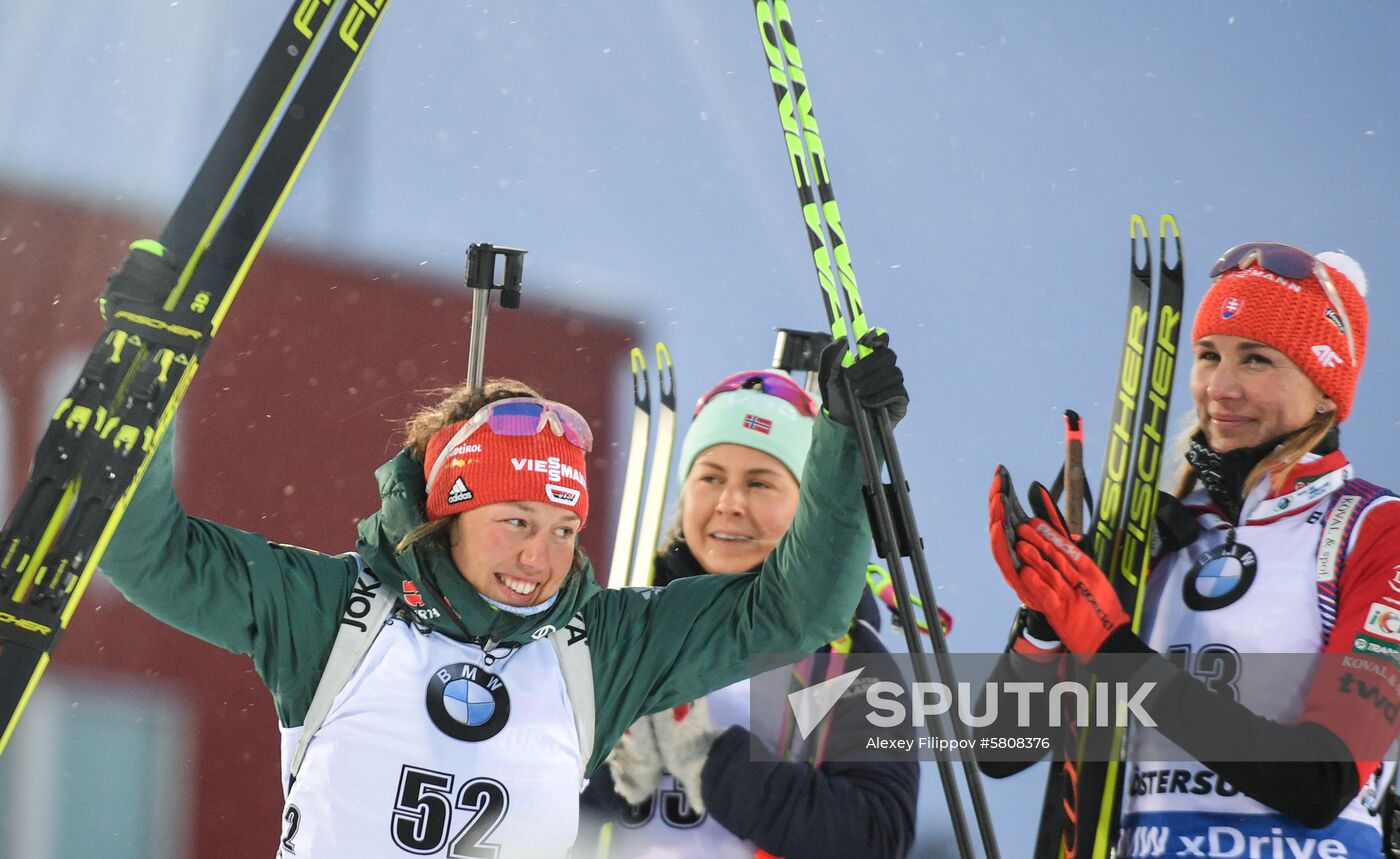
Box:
[464,242,528,389]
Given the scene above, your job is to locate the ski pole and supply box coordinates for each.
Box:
[774,328,944,641]
[1063,411,1087,539]
[751,2,1000,855]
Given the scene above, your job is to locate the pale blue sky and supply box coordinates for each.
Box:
[2,2,1397,854]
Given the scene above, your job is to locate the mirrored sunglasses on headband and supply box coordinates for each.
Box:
[426,397,593,492]
[1209,241,1358,366]
[694,370,819,418]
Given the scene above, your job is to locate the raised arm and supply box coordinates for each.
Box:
[101,432,356,725]
[584,334,908,772]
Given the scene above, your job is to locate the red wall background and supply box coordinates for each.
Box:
[0,185,636,855]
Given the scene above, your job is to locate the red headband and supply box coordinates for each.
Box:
[423,421,589,524]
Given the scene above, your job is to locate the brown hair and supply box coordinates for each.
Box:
[1170,409,1338,499]
[662,507,685,552]
[394,378,589,577]
[402,378,543,462]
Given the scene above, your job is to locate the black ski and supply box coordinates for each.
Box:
[1036,215,1184,859]
[0,0,392,755]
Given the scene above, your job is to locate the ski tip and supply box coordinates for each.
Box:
[654,342,676,403]
[629,347,646,373]
[1160,214,1184,271]
[1129,214,1148,238]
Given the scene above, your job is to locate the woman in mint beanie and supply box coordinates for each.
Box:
[578,367,919,859]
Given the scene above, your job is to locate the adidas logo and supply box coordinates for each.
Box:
[1312,344,1343,369]
[447,477,473,504]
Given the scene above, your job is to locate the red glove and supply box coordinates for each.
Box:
[988,465,1129,654]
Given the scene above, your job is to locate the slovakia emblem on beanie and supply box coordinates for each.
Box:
[1193,247,1370,423]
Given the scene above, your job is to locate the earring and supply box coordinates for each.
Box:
[1316,403,1329,415]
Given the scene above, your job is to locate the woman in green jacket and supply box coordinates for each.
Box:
[100,332,906,858]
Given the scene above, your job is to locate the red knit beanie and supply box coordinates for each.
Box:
[1192,250,1369,422]
[422,420,589,524]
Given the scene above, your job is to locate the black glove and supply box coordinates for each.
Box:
[1018,607,1062,647]
[818,330,909,428]
[100,240,179,324]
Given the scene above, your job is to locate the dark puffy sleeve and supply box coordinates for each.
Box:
[695,614,918,859]
[698,725,919,859]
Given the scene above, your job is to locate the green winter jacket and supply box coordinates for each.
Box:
[100,412,872,776]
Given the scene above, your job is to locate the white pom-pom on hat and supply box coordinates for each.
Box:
[1317,251,1368,297]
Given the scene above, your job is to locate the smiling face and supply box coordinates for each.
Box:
[1191,334,1332,453]
[680,443,800,574]
[449,501,581,607]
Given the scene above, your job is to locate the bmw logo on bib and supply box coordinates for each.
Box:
[1183,542,1258,611]
[426,663,511,741]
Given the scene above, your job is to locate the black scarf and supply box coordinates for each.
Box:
[1185,427,1339,523]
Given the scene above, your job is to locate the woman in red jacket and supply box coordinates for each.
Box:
[990,243,1400,857]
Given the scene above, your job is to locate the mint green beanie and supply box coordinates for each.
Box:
[678,382,815,482]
